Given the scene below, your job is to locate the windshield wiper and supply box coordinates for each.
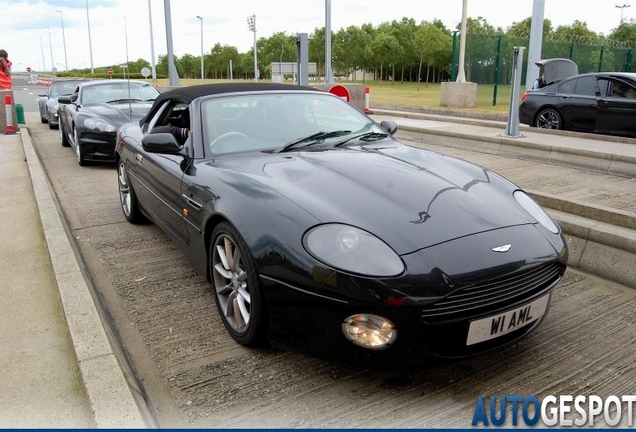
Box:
[333,132,389,147]
[106,98,143,104]
[277,130,352,153]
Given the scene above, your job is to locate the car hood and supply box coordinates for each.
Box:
[216,144,538,255]
[82,102,154,127]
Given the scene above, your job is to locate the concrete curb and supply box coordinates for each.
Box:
[547,209,636,289]
[372,107,636,146]
[390,122,636,178]
[20,127,147,428]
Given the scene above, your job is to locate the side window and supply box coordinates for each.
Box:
[559,78,576,95]
[143,101,170,134]
[597,79,610,97]
[611,80,636,99]
[574,76,597,96]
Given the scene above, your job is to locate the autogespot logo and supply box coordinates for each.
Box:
[471,395,636,427]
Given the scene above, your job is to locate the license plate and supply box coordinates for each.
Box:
[466,294,550,346]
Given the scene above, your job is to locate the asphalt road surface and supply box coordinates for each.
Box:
[14,78,636,428]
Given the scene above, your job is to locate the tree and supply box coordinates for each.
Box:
[506,17,553,39]
[389,18,418,83]
[309,27,326,77]
[415,22,451,89]
[608,19,636,46]
[176,53,196,79]
[368,29,400,84]
[552,20,601,43]
[333,26,367,80]
[460,17,501,82]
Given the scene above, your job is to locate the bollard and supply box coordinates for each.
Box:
[4,94,15,135]
[364,86,370,114]
[16,104,25,124]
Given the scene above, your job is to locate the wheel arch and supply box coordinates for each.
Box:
[203,214,232,282]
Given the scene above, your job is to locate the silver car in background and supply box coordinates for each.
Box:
[38,79,87,129]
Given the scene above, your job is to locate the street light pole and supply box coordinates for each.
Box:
[55,10,69,71]
[456,0,468,83]
[85,0,94,74]
[45,26,55,73]
[616,4,631,25]
[197,16,204,84]
[247,15,258,81]
[325,0,333,83]
[147,0,157,82]
[38,36,46,71]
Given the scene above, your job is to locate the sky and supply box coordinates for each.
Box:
[3,0,633,73]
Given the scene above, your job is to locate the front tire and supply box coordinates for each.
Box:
[59,121,70,147]
[48,114,57,129]
[210,222,269,346]
[535,108,563,130]
[73,127,86,166]
[117,161,146,224]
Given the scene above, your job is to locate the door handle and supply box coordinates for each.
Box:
[182,194,203,209]
[135,154,143,164]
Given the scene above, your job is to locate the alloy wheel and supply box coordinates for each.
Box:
[536,109,561,129]
[212,234,251,333]
[118,162,131,217]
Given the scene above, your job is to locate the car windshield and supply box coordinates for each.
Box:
[202,92,386,155]
[50,81,82,97]
[81,82,160,105]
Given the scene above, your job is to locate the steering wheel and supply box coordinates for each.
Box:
[209,132,250,153]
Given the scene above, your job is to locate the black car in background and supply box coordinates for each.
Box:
[58,79,160,166]
[115,83,568,366]
[519,71,636,138]
[38,79,87,129]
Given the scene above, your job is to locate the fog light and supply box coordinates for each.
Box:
[342,314,397,350]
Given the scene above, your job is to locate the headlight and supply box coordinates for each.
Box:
[342,314,397,349]
[303,224,404,276]
[514,190,560,234]
[84,118,116,132]
[48,100,59,111]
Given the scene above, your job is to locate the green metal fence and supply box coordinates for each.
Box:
[451,33,635,107]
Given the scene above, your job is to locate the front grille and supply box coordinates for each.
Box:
[421,262,563,323]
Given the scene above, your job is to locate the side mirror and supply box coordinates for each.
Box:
[38,94,47,97]
[58,96,72,104]
[141,133,184,155]
[380,120,398,135]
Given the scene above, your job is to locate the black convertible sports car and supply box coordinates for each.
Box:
[38,79,87,128]
[115,83,568,366]
[58,79,160,166]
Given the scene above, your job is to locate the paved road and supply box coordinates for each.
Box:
[14,80,636,428]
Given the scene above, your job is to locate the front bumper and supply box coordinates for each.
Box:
[259,224,568,367]
[78,130,117,162]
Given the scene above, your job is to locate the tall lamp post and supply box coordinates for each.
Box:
[38,36,47,71]
[616,4,631,25]
[197,16,204,83]
[45,26,55,73]
[55,10,69,71]
[85,0,95,74]
[247,15,258,81]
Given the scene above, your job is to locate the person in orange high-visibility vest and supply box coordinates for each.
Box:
[0,49,12,89]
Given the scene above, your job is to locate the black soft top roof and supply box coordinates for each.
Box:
[155,82,321,104]
[140,82,323,126]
